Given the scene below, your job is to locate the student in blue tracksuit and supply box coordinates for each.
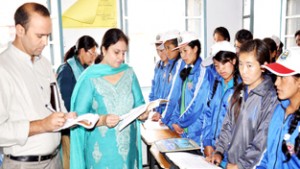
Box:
[257,47,300,169]
[158,30,184,124]
[209,39,279,169]
[202,47,239,157]
[164,31,214,145]
[149,33,169,121]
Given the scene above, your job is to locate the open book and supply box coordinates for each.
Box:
[118,99,168,131]
[154,138,200,153]
[165,152,222,169]
[54,113,100,131]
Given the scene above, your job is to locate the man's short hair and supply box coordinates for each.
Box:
[295,30,300,37]
[235,29,253,44]
[14,2,50,31]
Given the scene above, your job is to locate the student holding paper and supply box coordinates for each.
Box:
[70,28,146,169]
[165,31,214,145]
[149,32,169,121]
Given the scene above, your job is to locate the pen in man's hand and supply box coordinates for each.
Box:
[45,104,56,113]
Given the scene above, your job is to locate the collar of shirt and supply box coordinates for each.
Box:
[11,43,41,67]
[221,78,234,92]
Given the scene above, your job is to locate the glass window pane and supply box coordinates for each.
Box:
[285,18,300,35]
[187,19,201,36]
[243,0,251,16]
[243,17,250,30]
[286,0,300,16]
[285,37,297,48]
[125,0,186,87]
[187,0,202,16]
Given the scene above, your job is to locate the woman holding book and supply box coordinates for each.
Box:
[165,31,214,145]
[70,28,146,169]
[209,39,279,169]
[257,47,300,169]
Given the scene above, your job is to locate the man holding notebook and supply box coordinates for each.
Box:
[0,2,76,169]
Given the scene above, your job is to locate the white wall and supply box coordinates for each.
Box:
[206,0,243,56]
[253,0,282,39]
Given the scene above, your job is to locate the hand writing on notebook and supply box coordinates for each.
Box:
[39,112,76,132]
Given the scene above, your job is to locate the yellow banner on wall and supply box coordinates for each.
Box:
[62,0,117,28]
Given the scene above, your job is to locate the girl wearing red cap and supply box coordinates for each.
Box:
[257,47,300,169]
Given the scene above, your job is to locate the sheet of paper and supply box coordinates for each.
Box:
[118,99,168,131]
[143,119,168,130]
[119,104,147,131]
[166,152,222,169]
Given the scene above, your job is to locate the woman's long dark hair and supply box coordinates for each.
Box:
[230,39,270,122]
[214,27,231,42]
[64,35,98,62]
[282,74,300,162]
[210,51,239,101]
[98,28,129,63]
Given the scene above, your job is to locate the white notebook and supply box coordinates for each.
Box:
[54,113,99,131]
[166,152,222,169]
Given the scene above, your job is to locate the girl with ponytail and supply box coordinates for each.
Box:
[209,39,279,169]
[257,47,300,169]
[202,41,239,164]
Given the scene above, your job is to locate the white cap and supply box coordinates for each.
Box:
[158,30,180,49]
[172,31,199,51]
[154,33,165,50]
[202,41,236,66]
[271,35,281,47]
[262,47,300,76]
[154,33,164,44]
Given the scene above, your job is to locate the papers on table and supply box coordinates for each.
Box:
[142,119,169,130]
[165,152,222,169]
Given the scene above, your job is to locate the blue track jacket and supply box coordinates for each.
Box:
[257,100,300,169]
[164,57,214,145]
[161,58,184,122]
[202,75,236,148]
[148,61,169,113]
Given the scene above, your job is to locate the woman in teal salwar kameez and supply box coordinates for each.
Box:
[70,28,145,169]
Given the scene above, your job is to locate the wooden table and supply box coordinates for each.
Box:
[140,121,180,169]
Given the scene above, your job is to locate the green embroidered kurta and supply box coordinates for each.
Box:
[70,63,145,169]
